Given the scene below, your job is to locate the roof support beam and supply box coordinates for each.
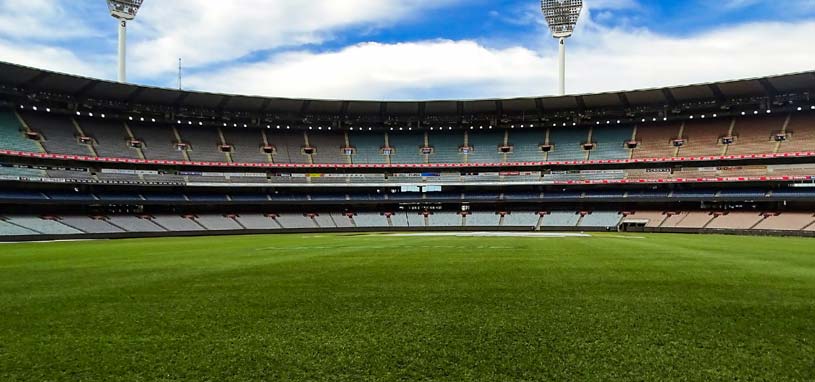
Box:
[661,89,677,106]
[125,87,145,103]
[617,93,631,109]
[20,72,51,90]
[758,79,778,97]
[300,100,311,114]
[73,80,101,99]
[708,84,727,104]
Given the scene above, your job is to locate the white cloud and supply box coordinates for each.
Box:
[129,0,459,78]
[182,21,815,100]
[0,0,96,40]
[0,38,110,78]
[184,40,550,100]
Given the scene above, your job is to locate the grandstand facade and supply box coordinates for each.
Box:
[1,61,815,240]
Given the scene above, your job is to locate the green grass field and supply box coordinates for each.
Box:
[1,233,814,381]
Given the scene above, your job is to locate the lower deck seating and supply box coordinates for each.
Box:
[753,213,815,231]
[428,212,462,227]
[312,214,336,228]
[330,213,355,228]
[354,213,388,227]
[235,214,280,230]
[59,216,123,233]
[3,216,81,235]
[107,216,165,232]
[151,215,202,231]
[275,213,315,229]
[466,212,499,227]
[2,210,815,238]
[706,212,764,230]
[540,212,580,227]
[195,215,242,230]
[579,212,622,227]
[502,212,539,227]
[0,220,39,236]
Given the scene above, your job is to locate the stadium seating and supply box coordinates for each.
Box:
[428,212,463,227]
[59,216,124,233]
[706,212,764,230]
[222,128,269,163]
[234,214,280,230]
[129,123,187,161]
[428,131,465,164]
[312,213,336,228]
[579,212,622,227]
[632,123,681,159]
[0,219,39,236]
[0,111,42,153]
[151,215,203,231]
[195,215,242,230]
[752,213,815,231]
[268,133,309,164]
[727,116,785,155]
[540,212,580,227]
[625,211,669,227]
[465,212,500,227]
[78,118,140,159]
[779,114,815,153]
[309,133,347,164]
[546,127,590,161]
[507,130,547,162]
[275,213,316,229]
[467,132,505,164]
[673,212,715,229]
[588,126,633,160]
[501,212,540,228]
[676,119,732,157]
[177,126,228,162]
[3,216,81,235]
[348,133,388,164]
[21,112,92,156]
[107,216,166,232]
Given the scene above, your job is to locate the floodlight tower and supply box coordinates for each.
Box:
[107,0,143,83]
[541,0,583,96]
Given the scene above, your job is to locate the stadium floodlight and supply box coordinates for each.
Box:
[107,0,144,83]
[541,0,583,96]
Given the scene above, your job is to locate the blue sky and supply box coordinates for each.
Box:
[0,0,813,100]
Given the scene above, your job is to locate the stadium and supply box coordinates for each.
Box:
[1,1,814,381]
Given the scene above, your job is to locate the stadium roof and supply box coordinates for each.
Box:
[1,60,814,116]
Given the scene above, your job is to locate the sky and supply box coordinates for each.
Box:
[0,0,813,100]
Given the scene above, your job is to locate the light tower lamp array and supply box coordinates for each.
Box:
[107,0,144,83]
[541,0,583,96]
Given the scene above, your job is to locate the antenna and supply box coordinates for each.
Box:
[541,0,583,96]
[107,0,144,83]
[178,58,182,90]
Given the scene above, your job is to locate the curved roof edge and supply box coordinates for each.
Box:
[1,60,813,116]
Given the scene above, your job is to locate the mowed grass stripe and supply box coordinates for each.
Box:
[0,233,814,381]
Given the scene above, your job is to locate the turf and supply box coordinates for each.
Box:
[0,233,814,381]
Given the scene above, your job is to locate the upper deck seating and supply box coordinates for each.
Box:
[546,127,590,161]
[21,112,90,156]
[388,132,425,164]
[308,133,347,164]
[0,111,42,153]
[78,118,140,159]
[631,123,681,159]
[349,132,387,164]
[467,132,505,164]
[428,132,465,164]
[177,126,228,162]
[507,130,547,162]
[222,128,268,163]
[589,126,633,160]
[676,119,731,157]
